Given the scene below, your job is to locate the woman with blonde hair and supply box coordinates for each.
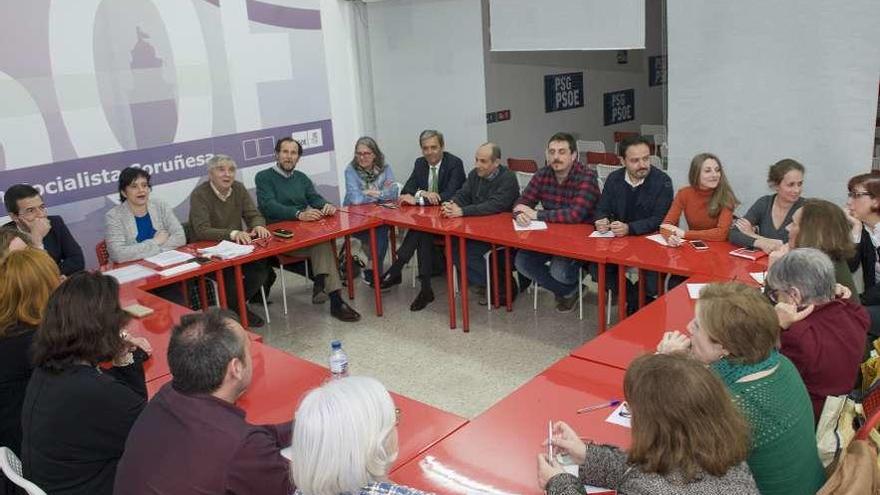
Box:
[657,282,825,495]
[0,249,60,458]
[661,152,739,245]
[291,376,430,495]
[538,352,758,494]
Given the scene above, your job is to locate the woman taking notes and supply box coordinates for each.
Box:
[661,153,738,245]
[729,159,805,253]
[538,353,758,495]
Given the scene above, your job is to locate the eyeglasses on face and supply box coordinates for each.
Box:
[848,191,872,199]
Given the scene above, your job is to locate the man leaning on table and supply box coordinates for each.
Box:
[114,310,293,495]
[591,134,674,314]
[443,142,520,305]
[513,132,601,313]
[379,129,467,311]
[255,137,360,322]
[189,154,272,327]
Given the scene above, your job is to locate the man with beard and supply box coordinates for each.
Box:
[591,135,673,313]
[513,132,601,313]
[254,137,360,322]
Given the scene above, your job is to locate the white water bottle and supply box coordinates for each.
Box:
[329,340,349,379]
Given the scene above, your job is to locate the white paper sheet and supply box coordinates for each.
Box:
[104,264,156,284]
[686,283,708,299]
[280,446,292,461]
[605,402,631,429]
[588,230,615,238]
[645,233,669,246]
[750,272,766,285]
[144,250,194,267]
[158,262,200,278]
[513,219,548,231]
[198,240,255,260]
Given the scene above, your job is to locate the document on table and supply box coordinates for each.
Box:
[686,283,708,299]
[750,272,766,285]
[104,264,156,284]
[513,219,548,231]
[605,402,631,429]
[145,250,194,267]
[198,240,255,260]
[588,230,615,238]
[645,233,670,246]
[158,262,200,278]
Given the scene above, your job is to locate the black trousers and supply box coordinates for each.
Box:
[219,259,270,306]
[389,230,435,280]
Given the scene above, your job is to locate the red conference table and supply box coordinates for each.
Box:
[120,285,262,383]
[568,276,725,370]
[390,357,628,495]
[451,214,610,332]
[342,204,467,330]
[146,341,467,472]
[112,211,385,328]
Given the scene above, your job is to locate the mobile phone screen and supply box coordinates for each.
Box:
[690,240,708,249]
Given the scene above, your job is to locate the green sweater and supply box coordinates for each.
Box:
[255,167,327,223]
[722,356,825,495]
[188,181,265,241]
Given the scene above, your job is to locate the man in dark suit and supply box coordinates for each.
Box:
[592,134,673,313]
[380,129,466,311]
[3,184,84,275]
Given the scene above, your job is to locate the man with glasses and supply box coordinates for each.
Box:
[3,184,84,275]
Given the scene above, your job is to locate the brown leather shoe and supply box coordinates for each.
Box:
[331,301,361,322]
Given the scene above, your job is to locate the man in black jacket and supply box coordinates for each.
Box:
[380,130,466,311]
[592,135,673,313]
[442,142,520,305]
[3,184,84,275]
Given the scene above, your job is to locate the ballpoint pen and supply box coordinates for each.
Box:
[576,399,621,414]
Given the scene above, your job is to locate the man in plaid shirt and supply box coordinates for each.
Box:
[513,132,600,313]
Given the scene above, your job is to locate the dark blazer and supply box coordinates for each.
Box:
[114,383,293,495]
[0,323,35,457]
[594,166,674,235]
[21,353,147,495]
[3,216,84,275]
[850,227,880,304]
[402,151,467,202]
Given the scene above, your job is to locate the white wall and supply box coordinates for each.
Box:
[485,0,664,164]
[321,0,369,198]
[667,0,880,210]
[366,0,488,179]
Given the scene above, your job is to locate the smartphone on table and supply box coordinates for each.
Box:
[273,228,294,239]
[689,240,709,251]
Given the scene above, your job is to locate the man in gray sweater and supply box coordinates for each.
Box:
[441,142,520,305]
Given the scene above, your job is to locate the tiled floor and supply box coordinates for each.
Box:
[251,258,611,419]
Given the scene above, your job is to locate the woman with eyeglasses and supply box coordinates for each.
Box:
[343,137,397,287]
[538,353,758,495]
[845,171,880,339]
[729,159,805,253]
[290,376,429,495]
[657,282,825,495]
[765,247,868,420]
[769,198,858,297]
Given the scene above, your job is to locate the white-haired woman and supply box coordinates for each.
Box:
[766,247,868,420]
[291,376,432,495]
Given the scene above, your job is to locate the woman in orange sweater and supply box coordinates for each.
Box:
[661,153,738,245]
